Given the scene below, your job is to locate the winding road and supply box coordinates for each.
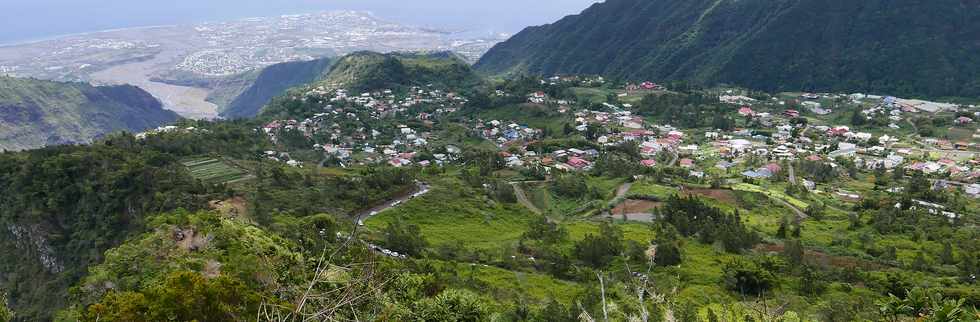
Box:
[355,182,430,223]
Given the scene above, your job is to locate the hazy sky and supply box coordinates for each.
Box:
[0,0,601,44]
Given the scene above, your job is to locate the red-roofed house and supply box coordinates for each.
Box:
[641,159,658,167]
[765,163,782,174]
[679,158,695,168]
[827,126,850,136]
[567,157,591,170]
[738,107,755,116]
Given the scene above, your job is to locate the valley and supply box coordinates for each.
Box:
[0,11,505,119]
[1,1,979,321]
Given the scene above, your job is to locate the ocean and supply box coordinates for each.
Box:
[0,0,599,44]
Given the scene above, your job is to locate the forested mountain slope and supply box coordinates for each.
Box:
[321,51,482,93]
[476,0,980,98]
[220,57,334,119]
[0,77,180,151]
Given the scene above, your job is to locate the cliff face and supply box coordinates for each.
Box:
[476,0,980,98]
[0,77,180,151]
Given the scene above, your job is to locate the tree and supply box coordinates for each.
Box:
[573,222,623,268]
[384,220,429,257]
[848,212,863,229]
[0,292,11,322]
[776,220,788,239]
[798,265,826,296]
[939,242,956,265]
[552,174,589,198]
[653,223,682,266]
[805,203,825,221]
[783,239,805,266]
[912,251,931,272]
[522,216,567,245]
[851,109,867,126]
[959,252,978,284]
[722,259,776,296]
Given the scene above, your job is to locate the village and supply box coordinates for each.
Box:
[252,75,980,222]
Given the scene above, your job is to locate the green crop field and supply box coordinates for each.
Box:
[182,158,251,184]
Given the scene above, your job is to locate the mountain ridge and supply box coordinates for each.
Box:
[476,0,980,98]
[0,77,180,151]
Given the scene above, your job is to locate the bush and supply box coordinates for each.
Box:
[722,259,776,296]
[573,222,623,268]
[384,220,429,257]
[84,271,262,322]
[412,289,489,322]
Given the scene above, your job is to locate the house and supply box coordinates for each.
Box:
[742,169,773,179]
[528,91,547,104]
[783,109,800,118]
[640,81,662,90]
[729,139,753,154]
[678,145,699,155]
[567,157,592,170]
[715,161,735,170]
[679,158,695,168]
[965,184,980,198]
[956,116,974,125]
[765,163,782,174]
[827,126,850,136]
[738,107,755,116]
[641,159,658,167]
[802,179,816,191]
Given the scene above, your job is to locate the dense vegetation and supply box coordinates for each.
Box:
[2,52,979,321]
[319,51,482,94]
[0,119,417,320]
[0,77,180,151]
[476,0,980,99]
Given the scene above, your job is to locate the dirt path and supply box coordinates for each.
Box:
[906,118,919,134]
[615,182,633,199]
[511,183,542,215]
[787,162,797,185]
[777,198,807,223]
[667,151,679,167]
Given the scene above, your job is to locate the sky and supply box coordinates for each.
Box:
[0,0,601,44]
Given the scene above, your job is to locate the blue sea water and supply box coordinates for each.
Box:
[0,0,599,44]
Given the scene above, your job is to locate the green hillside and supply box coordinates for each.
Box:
[220,57,334,119]
[0,77,180,151]
[321,51,482,93]
[476,0,980,99]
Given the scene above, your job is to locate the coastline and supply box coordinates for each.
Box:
[0,24,180,48]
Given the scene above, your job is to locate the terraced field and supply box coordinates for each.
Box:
[182,158,251,184]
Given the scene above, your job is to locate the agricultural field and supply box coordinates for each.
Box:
[182,157,252,184]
